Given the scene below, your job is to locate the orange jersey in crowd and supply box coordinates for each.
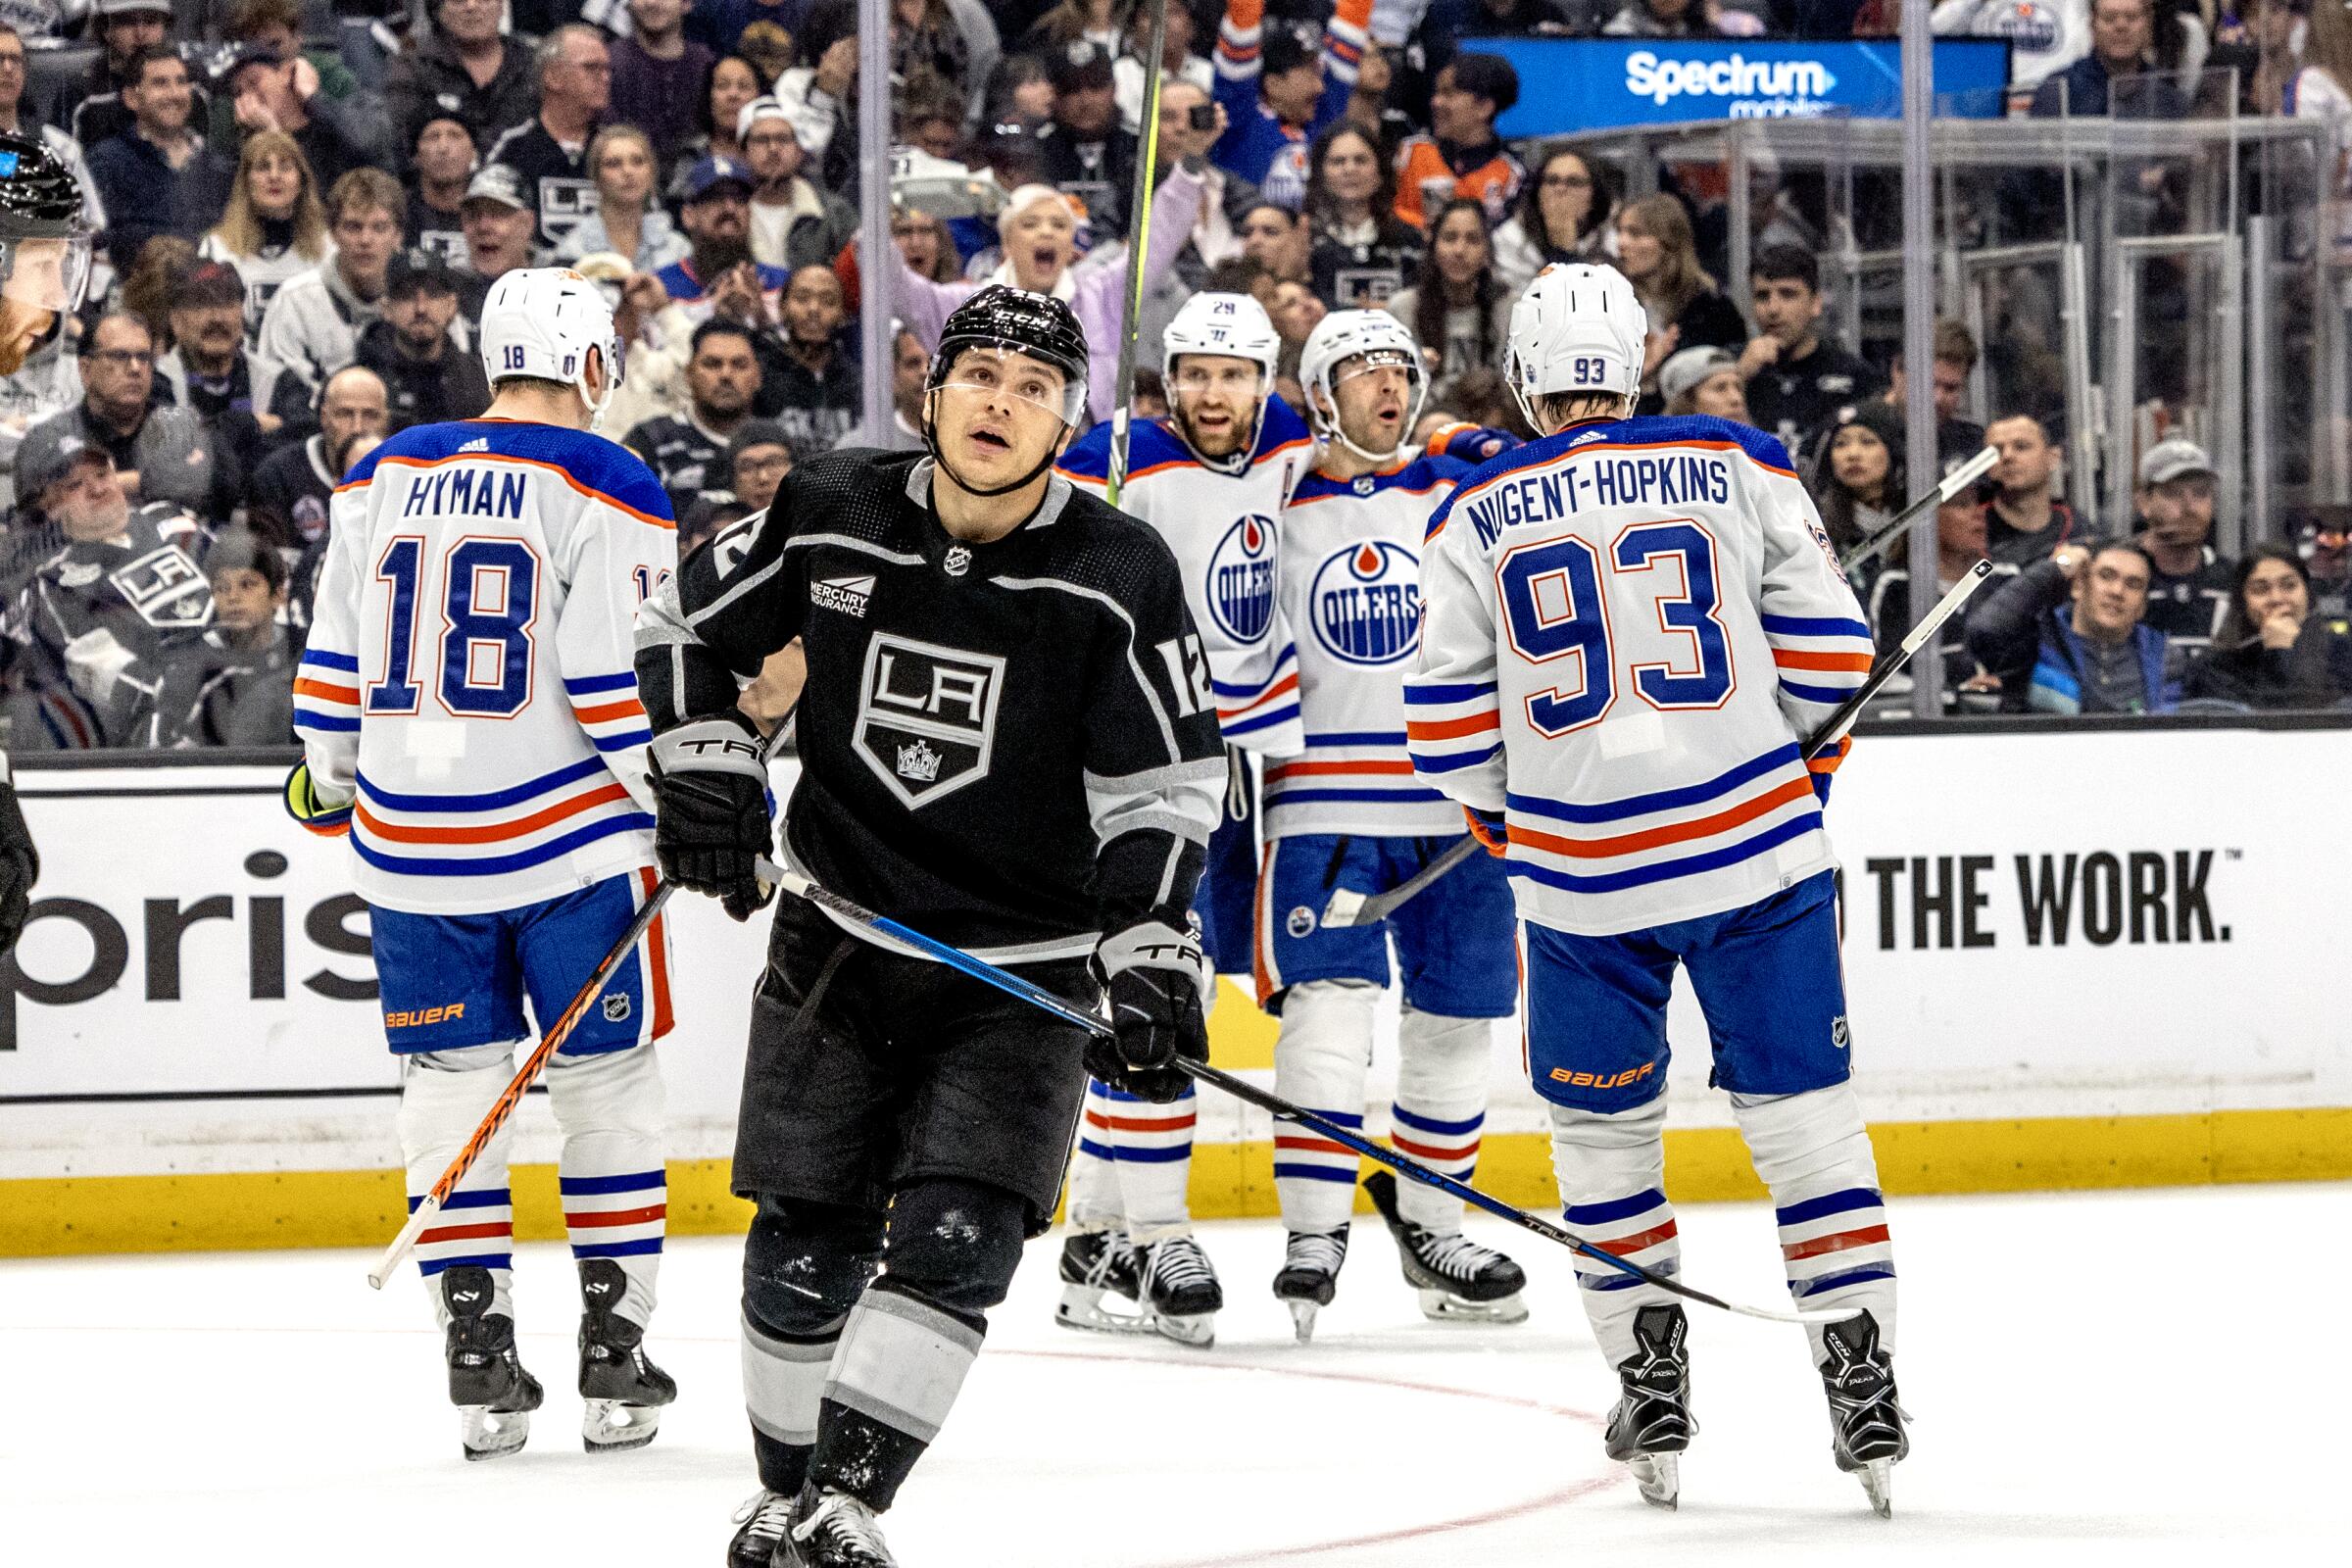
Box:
[1393,135,1526,231]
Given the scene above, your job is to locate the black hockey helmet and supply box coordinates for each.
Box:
[0,132,94,314]
[925,283,1091,428]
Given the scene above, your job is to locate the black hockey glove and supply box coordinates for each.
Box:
[1088,917,1212,1104]
[649,714,775,921]
[0,778,37,956]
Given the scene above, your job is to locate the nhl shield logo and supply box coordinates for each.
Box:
[855,632,1005,808]
[603,994,632,1023]
[1204,514,1277,645]
[1308,541,1420,666]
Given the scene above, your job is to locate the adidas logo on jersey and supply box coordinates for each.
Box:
[897,738,943,782]
[812,573,875,617]
[460,438,489,454]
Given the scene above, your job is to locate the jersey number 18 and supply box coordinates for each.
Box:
[366,536,541,718]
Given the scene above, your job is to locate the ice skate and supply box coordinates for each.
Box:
[441,1265,543,1462]
[1137,1234,1222,1347]
[577,1258,676,1452]
[786,1488,898,1566]
[1604,1303,1694,1510]
[1362,1170,1529,1324]
[1054,1228,1151,1335]
[1271,1228,1348,1342]
[1819,1309,1907,1517]
[728,1489,798,1568]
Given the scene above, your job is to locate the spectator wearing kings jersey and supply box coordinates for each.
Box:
[624,318,760,520]
[483,26,612,256]
[1740,244,1885,462]
[2132,436,2234,665]
[1210,0,1371,199]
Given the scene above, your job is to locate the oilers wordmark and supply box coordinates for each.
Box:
[1206,514,1278,644]
[1310,541,1421,665]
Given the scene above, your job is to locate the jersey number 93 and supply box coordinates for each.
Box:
[1497,520,1733,735]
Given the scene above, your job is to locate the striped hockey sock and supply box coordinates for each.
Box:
[1100,1081,1199,1244]
[1391,1009,1494,1232]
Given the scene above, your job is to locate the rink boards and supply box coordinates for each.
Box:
[2,717,2347,1254]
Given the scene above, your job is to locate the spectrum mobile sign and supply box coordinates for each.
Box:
[1478,37,2011,135]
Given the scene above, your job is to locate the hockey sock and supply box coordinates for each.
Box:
[1391,1008,1491,1234]
[1065,1078,1126,1232]
[743,1314,835,1495]
[547,1044,668,1329]
[397,1045,519,1327]
[1103,1081,1199,1245]
[743,1196,888,1496]
[1547,1097,1684,1367]
[1731,1084,1897,1362]
[1271,980,1378,1235]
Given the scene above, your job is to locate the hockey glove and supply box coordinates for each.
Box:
[1464,806,1509,858]
[649,714,774,921]
[283,760,355,837]
[0,776,38,956]
[1089,917,1212,1104]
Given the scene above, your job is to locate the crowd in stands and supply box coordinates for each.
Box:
[0,0,2348,754]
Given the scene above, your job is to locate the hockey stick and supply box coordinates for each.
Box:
[1105,0,1175,510]
[366,880,674,1290]
[753,858,1839,1327]
[1321,560,1997,930]
[1839,443,1998,575]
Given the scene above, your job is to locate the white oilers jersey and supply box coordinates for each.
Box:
[1408,415,1873,937]
[297,420,678,915]
[1058,398,1314,754]
[1266,450,1474,839]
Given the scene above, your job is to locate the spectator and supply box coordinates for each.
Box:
[982,53,1056,134]
[1385,198,1507,383]
[612,0,716,166]
[1114,0,1213,134]
[1809,401,1904,560]
[1659,344,1747,421]
[248,365,388,552]
[1494,145,1613,299]
[1867,455,2014,712]
[1980,412,2083,567]
[625,318,760,516]
[155,259,308,492]
[2302,508,2352,619]
[1022,0,1125,55]
[214,36,392,193]
[1392,50,1525,230]
[1740,243,1885,459]
[406,116,477,267]
[1305,122,1422,310]
[212,0,376,145]
[16,313,216,517]
[656,155,786,322]
[484,25,610,256]
[841,324,929,452]
[66,0,183,153]
[1037,40,1135,230]
[672,54,763,185]
[1614,194,1746,403]
[772,0,859,167]
[893,206,963,284]
[2180,543,2352,708]
[0,24,106,246]
[896,66,968,162]
[386,0,539,156]
[459,165,543,295]
[769,264,858,457]
[107,235,194,351]
[1236,200,1310,285]
[1968,538,2177,713]
[557,123,693,272]
[164,528,296,748]
[86,48,234,270]
[739,98,857,273]
[2132,435,2233,659]
[1272,276,1327,358]
[1603,0,1767,37]
[2032,0,2190,117]
[200,129,330,343]
[356,249,491,434]
[260,167,404,392]
[1210,0,1369,197]
[893,0,976,105]
[1885,318,1986,455]
[0,434,212,750]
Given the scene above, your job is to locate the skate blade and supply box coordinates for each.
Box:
[1627,1450,1680,1510]
[1285,1299,1320,1343]
[1415,1287,1531,1325]
[582,1398,662,1453]
[1054,1283,1156,1335]
[1857,1457,1893,1518]
[460,1405,531,1462]
[1147,1308,1216,1348]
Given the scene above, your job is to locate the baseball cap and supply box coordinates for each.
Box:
[737,96,795,142]
[17,432,112,506]
[1049,40,1115,95]
[170,260,247,314]
[385,247,459,298]
[682,155,754,203]
[97,0,173,17]
[1657,344,1738,408]
[462,165,530,213]
[727,418,793,467]
[2138,436,2216,487]
[211,42,283,89]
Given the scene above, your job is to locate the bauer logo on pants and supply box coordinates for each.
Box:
[855,633,1005,808]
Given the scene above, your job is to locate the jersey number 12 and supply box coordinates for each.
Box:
[1496,520,1734,734]
[367,536,541,717]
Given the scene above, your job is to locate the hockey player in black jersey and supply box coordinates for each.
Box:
[636,286,1228,1568]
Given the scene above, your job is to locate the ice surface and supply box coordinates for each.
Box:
[4,1184,2345,1565]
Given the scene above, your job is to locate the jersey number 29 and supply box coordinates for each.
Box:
[367,536,540,717]
[1496,520,1733,734]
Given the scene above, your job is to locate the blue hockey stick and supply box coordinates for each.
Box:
[756,858,1850,1328]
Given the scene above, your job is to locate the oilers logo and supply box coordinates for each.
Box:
[1205,514,1278,644]
[1309,540,1421,666]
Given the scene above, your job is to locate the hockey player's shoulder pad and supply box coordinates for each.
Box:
[348,421,676,524]
[1255,394,1314,459]
[1055,416,1191,486]
[1050,482,1192,602]
[788,445,927,530]
[1616,413,1797,477]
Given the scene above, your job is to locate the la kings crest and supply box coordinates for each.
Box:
[855,632,1005,808]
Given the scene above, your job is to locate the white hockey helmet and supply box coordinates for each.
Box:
[1298,309,1426,463]
[1162,290,1281,383]
[1503,263,1649,432]
[478,267,625,428]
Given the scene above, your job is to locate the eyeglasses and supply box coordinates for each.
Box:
[1541,173,1592,191]
[88,349,155,368]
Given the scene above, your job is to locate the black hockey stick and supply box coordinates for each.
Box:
[753,858,1842,1328]
[1321,561,1997,931]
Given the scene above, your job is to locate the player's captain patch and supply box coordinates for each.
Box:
[1205,514,1277,644]
[855,632,1004,808]
[1308,540,1421,665]
[812,573,874,617]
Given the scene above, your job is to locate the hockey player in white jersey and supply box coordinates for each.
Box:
[1261,310,1527,1340]
[1053,291,1310,1345]
[286,269,682,1461]
[1409,266,1907,1513]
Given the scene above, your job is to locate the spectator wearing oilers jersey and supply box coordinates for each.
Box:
[1391,51,1526,232]
[1210,0,1372,199]
[1409,263,1909,1516]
